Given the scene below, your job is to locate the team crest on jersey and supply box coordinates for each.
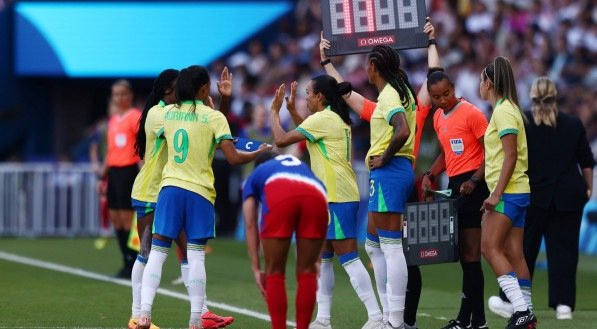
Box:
[450,138,464,155]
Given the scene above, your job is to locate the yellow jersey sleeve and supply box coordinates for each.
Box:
[484,99,529,193]
[296,111,325,143]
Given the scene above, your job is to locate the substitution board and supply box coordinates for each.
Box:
[403,199,459,266]
[321,0,428,56]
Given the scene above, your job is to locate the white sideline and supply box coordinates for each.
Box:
[0,251,295,328]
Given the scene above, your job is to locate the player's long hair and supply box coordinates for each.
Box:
[135,69,179,159]
[483,56,527,123]
[312,75,352,125]
[530,76,558,127]
[368,45,417,109]
[176,65,210,112]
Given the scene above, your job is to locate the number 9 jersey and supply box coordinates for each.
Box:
[160,100,233,204]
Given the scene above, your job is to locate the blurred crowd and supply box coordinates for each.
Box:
[205,0,596,166]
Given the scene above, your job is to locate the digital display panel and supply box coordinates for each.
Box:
[321,0,428,56]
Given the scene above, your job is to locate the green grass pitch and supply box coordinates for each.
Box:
[0,238,595,328]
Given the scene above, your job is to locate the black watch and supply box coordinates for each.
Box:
[470,175,482,184]
[320,58,331,67]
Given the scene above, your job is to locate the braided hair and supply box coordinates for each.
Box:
[135,69,179,159]
[368,45,417,108]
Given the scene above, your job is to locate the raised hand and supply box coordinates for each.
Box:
[423,17,435,40]
[320,31,331,61]
[271,83,286,114]
[285,81,298,113]
[217,66,232,97]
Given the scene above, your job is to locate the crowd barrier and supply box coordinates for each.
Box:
[0,163,99,237]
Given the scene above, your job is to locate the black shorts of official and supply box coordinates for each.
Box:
[448,169,489,229]
[107,164,139,210]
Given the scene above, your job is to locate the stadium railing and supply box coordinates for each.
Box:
[0,163,99,237]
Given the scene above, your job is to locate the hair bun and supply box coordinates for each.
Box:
[337,82,352,96]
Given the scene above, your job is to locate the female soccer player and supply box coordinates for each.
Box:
[479,56,537,329]
[129,69,234,329]
[363,44,417,329]
[243,152,328,329]
[137,65,270,329]
[421,71,489,329]
[320,19,438,329]
[270,76,382,329]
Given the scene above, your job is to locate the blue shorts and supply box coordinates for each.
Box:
[368,157,414,213]
[327,202,359,240]
[153,186,215,240]
[495,193,530,228]
[131,198,156,220]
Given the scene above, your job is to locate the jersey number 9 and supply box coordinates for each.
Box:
[173,129,189,163]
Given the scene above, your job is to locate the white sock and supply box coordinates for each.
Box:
[140,245,169,313]
[498,273,527,312]
[341,256,382,321]
[365,238,388,322]
[131,256,147,318]
[519,278,533,310]
[379,240,407,328]
[315,258,334,323]
[187,244,207,323]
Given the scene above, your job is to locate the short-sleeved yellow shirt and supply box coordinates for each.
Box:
[131,101,167,203]
[160,100,233,204]
[296,107,359,203]
[484,98,530,193]
[366,84,416,164]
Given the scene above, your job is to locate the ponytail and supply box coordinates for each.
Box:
[135,69,179,159]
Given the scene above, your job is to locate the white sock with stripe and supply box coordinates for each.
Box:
[131,255,147,318]
[315,252,334,324]
[340,251,382,321]
[365,233,388,323]
[378,229,407,328]
[140,239,171,314]
[187,243,207,325]
[498,272,527,312]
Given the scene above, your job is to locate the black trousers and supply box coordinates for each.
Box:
[524,204,583,311]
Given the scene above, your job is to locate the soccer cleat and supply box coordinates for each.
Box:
[361,318,383,329]
[308,319,332,329]
[556,304,572,320]
[201,311,234,328]
[505,309,537,329]
[404,323,419,329]
[467,323,489,329]
[488,295,514,319]
[135,314,153,329]
[383,323,405,329]
[441,320,467,329]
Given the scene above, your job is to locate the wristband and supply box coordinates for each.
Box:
[320,58,331,67]
[428,38,437,47]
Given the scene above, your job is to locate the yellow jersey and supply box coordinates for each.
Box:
[484,98,530,193]
[131,101,167,203]
[160,100,233,204]
[296,107,359,203]
[366,84,416,164]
